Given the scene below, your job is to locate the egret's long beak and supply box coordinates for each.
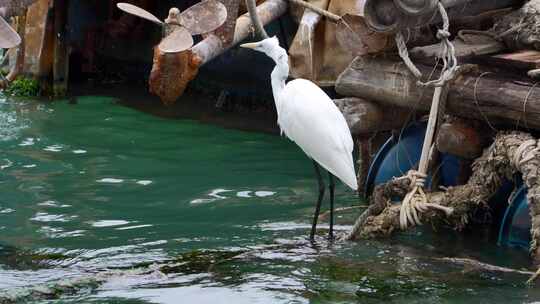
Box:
[240,42,259,49]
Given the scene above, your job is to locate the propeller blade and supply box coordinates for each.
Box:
[179,0,227,35]
[158,27,194,53]
[0,16,21,49]
[116,3,163,26]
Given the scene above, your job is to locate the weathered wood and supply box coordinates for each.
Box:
[411,33,505,60]
[436,117,491,159]
[336,56,540,130]
[480,50,540,72]
[23,0,50,78]
[52,0,67,96]
[492,0,540,52]
[333,97,411,134]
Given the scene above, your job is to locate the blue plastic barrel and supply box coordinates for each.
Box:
[498,184,531,250]
[364,122,532,250]
[364,122,461,196]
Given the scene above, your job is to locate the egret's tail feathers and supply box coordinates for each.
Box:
[322,159,358,191]
[341,171,358,191]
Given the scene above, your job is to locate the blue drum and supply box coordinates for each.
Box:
[364,122,532,250]
[364,122,461,196]
[498,184,531,250]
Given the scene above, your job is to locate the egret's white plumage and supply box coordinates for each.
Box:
[278,79,357,190]
[241,37,357,190]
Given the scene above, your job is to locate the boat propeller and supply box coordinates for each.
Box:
[117,0,227,53]
[0,14,21,49]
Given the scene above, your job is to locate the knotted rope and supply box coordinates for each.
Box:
[394,1,459,229]
[512,139,540,169]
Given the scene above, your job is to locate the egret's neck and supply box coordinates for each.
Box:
[267,47,289,110]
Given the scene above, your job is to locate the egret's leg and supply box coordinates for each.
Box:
[328,173,335,240]
[310,161,325,240]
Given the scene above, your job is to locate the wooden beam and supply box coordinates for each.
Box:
[333,97,411,134]
[52,0,67,96]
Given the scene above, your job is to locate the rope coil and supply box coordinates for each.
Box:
[513,139,540,169]
[395,2,459,88]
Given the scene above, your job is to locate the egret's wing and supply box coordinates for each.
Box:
[278,79,357,190]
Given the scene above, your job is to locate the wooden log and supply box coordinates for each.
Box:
[436,117,491,159]
[336,56,540,130]
[333,97,411,134]
[334,97,411,192]
[193,0,287,64]
[149,0,287,104]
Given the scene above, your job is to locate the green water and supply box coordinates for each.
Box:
[0,96,539,303]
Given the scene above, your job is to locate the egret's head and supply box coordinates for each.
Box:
[240,36,281,57]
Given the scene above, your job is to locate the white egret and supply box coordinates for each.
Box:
[240,37,358,240]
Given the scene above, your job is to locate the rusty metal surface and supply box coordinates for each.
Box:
[364,0,521,33]
[180,0,227,35]
[149,47,202,105]
[394,0,437,16]
[336,14,391,56]
[158,27,194,53]
[116,3,163,26]
[0,16,20,48]
[213,0,241,46]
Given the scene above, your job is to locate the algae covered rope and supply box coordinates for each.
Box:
[394,1,458,229]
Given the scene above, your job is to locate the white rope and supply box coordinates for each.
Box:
[394,1,459,229]
[512,139,540,169]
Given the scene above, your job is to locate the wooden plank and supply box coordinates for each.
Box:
[22,0,50,77]
[52,0,67,96]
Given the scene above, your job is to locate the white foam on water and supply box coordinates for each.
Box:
[190,188,233,204]
[91,220,130,228]
[38,226,86,238]
[115,224,153,230]
[38,200,71,208]
[237,191,252,198]
[43,145,63,152]
[19,137,35,146]
[97,178,124,184]
[136,180,153,186]
[0,208,14,214]
[0,159,13,170]
[72,149,87,154]
[30,212,77,222]
[255,191,276,197]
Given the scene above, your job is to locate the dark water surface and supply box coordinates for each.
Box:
[0,96,539,303]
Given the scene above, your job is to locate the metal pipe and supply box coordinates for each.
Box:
[364,0,523,32]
